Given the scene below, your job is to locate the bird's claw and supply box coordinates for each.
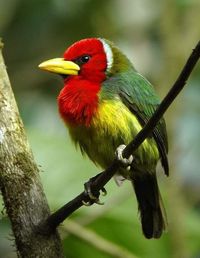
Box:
[83,176,106,206]
[82,200,93,206]
[115,144,134,169]
[82,198,104,206]
[101,187,107,196]
[95,199,104,205]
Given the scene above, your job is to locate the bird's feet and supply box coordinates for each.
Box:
[83,173,107,206]
[115,144,134,170]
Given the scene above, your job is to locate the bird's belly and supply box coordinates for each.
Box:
[68,100,159,174]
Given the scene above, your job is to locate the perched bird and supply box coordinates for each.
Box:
[39,38,169,239]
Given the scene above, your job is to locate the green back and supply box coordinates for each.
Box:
[101,70,169,176]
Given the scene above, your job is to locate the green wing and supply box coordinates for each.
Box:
[103,71,169,175]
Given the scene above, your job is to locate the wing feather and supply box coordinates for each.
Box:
[102,71,169,175]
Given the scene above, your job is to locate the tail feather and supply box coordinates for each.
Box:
[131,173,166,239]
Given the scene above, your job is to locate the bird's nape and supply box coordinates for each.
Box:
[38,37,169,239]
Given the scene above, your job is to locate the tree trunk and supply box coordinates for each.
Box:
[0,40,64,257]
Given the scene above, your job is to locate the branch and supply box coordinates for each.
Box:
[46,40,200,231]
[0,41,64,257]
[61,220,138,258]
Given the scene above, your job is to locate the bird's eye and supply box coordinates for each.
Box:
[80,55,91,63]
[74,55,91,66]
[73,55,91,67]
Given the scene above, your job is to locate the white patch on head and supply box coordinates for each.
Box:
[0,127,6,143]
[99,38,113,73]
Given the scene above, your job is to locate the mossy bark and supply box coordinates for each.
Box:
[0,40,64,257]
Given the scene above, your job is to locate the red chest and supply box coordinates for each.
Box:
[58,78,100,126]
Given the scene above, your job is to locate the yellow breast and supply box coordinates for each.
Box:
[68,99,159,170]
[91,99,159,167]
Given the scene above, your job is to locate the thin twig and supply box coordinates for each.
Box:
[61,220,139,258]
[63,187,131,238]
[45,41,200,232]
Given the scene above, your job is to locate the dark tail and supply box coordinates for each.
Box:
[131,173,166,239]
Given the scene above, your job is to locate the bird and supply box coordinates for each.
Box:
[39,38,169,239]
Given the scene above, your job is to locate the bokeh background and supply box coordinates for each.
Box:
[0,0,200,257]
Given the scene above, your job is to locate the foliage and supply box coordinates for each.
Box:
[0,0,200,257]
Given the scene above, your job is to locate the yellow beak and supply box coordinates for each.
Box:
[38,58,80,75]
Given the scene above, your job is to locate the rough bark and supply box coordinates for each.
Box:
[0,41,64,257]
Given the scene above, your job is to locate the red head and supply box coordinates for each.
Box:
[39,38,114,126]
[63,38,108,83]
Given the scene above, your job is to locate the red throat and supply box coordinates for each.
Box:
[58,77,100,126]
[57,38,108,127]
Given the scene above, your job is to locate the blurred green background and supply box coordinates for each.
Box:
[0,0,200,257]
